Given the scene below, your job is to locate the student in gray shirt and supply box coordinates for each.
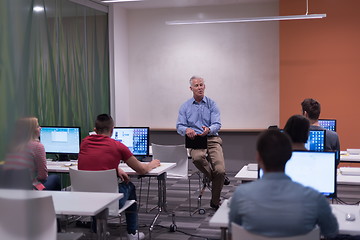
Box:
[301,98,340,152]
[229,129,338,238]
[301,98,340,165]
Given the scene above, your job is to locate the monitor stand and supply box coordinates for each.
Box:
[136,156,147,161]
[58,154,70,161]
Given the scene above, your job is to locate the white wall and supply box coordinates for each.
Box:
[112,2,279,129]
[110,5,130,126]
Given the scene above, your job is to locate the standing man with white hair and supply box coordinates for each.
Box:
[176,76,229,210]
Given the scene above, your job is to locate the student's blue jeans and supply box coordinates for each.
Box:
[118,181,138,234]
[40,174,61,191]
[92,181,138,234]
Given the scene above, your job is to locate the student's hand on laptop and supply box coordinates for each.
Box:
[117,167,130,183]
[149,159,160,169]
[186,128,197,139]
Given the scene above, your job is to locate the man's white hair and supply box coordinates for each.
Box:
[189,76,204,86]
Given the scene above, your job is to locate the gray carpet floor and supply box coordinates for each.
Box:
[61,171,241,240]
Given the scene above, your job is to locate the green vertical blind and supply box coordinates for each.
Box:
[0,0,109,160]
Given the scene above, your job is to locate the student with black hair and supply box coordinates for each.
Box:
[229,129,338,238]
[283,114,310,151]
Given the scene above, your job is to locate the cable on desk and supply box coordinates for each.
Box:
[332,198,360,205]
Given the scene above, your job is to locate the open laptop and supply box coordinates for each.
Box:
[258,151,337,198]
[318,119,337,132]
[305,130,326,151]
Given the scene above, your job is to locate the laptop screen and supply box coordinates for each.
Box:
[305,130,326,151]
[258,151,337,198]
[318,119,337,132]
[111,127,149,156]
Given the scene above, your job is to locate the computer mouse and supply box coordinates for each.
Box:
[345,213,356,221]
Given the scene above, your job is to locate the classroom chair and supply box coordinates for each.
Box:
[150,144,210,217]
[149,143,190,230]
[0,193,82,240]
[69,168,136,239]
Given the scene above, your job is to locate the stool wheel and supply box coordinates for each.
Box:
[170,224,177,232]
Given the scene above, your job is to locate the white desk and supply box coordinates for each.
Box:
[235,164,360,186]
[118,162,176,176]
[340,154,360,162]
[47,161,176,237]
[331,204,360,235]
[0,189,123,240]
[209,199,230,240]
[117,162,177,237]
[234,165,258,182]
[46,160,78,173]
[46,161,176,175]
[208,200,360,239]
[337,169,360,185]
[46,191,122,216]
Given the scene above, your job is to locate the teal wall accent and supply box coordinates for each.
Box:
[0,0,109,160]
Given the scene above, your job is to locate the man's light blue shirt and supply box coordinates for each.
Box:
[229,172,338,238]
[176,96,221,136]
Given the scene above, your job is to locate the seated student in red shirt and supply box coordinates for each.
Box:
[78,114,160,240]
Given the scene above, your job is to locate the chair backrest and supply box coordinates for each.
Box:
[0,194,57,240]
[69,168,119,216]
[151,143,188,179]
[231,222,320,240]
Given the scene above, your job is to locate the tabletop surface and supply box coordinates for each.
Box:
[331,204,360,235]
[340,154,360,162]
[0,189,123,216]
[118,162,176,176]
[235,165,360,185]
[234,165,258,180]
[207,199,360,236]
[209,199,230,228]
[47,161,176,176]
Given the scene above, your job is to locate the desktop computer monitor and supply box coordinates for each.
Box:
[305,130,325,151]
[318,119,337,132]
[40,126,81,160]
[258,151,337,198]
[111,127,149,157]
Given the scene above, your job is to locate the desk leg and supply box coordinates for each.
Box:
[95,208,109,240]
[158,172,167,212]
[54,172,70,190]
[220,227,227,240]
[148,172,167,239]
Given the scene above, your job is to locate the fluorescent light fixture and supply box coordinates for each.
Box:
[33,5,44,12]
[166,14,326,25]
[101,0,143,3]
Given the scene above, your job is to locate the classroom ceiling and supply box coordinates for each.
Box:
[91,0,276,9]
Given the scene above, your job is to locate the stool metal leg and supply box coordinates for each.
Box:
[190,172,206,216]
